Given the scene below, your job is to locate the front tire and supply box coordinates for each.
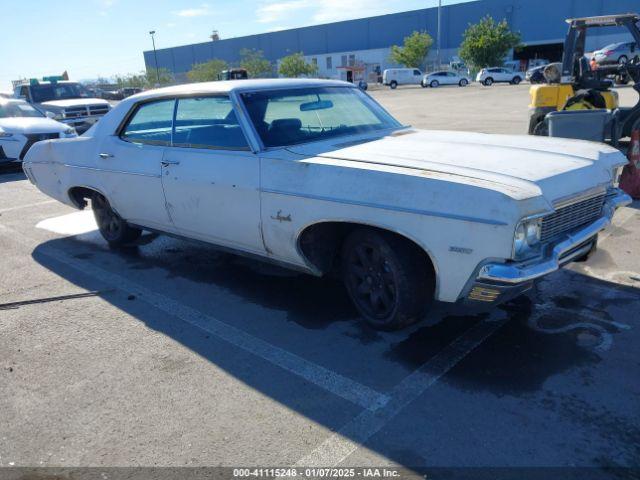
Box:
[389,81,398,89]
[512,76,522,85]
[341,229,433,331]
[91,194,141,247]
[430,80,439,88]
[459,79,468,87]
[484,77,494,86]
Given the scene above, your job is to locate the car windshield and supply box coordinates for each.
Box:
[0,102,43,118]
[600,43,622,51]
[240,86,402,148]
[30,83,89,103]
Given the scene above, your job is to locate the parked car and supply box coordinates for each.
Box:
[0,98,76,165]
[476,67,523,86]
[120,87,143,98]
[593,41,638,65]
[525,64,547,84]
[0,91,13,99]
[14,79,111,134]
[422,71,470,88]
[382,68,423,89]
[23,79,630,330]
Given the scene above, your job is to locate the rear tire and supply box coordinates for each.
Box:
[533,120,549,136]
[459,79,468,87]
[512,76,522,85]
[91,194,141,247]
[389,81,398,89]
[341,228,433,331]
[484,77,494,86]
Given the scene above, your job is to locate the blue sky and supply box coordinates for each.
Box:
[2,0,473,88]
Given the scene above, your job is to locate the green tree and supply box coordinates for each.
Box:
[114,68,173,88]
[240,48,273,78]
[389,31,433,68]
[278,52,318,78]
[458,16,521,70]
[187,59,229,82]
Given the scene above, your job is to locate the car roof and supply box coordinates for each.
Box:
[0,98,28,106]
[125,78,351,103]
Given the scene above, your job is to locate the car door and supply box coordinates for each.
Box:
[95,98,174,229]
[160,95,264,253]
[412,69,423,84]
[445,72,458,85]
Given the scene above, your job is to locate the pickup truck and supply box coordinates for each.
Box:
[22,79,631,330]
[14,80,111,134]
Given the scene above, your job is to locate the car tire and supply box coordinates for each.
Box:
[389,81,398,89]
[91,193,142,247]
[484,77,494,86]
[459,79,468,87]
[421,81,427,88]
[430,80,439,88]
[532,120,549,136]
[341,228,433,331]
[618,55,628,65]
[512,76,522,85]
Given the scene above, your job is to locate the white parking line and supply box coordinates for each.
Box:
[294,312,509,467]
[0,200,56,214]
[0,221,389,411]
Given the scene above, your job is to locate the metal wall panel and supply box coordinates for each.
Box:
[144,0,640,74]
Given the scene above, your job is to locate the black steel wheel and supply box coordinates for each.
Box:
[341,229,433,330]
[91,194,141,246]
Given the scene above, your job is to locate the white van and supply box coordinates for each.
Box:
[382,68,423,89]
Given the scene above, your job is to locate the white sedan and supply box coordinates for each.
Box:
[0,99,76,165]
[23,79,630,330]
[422,71,470,88]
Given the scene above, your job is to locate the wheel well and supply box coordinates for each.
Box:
[298,221,436,279]
[68,186,101,209]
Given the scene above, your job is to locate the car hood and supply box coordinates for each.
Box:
[39,98,109,109]
[287,129,626,202]
[0,117,69,134]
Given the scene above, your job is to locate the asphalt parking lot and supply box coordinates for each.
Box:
[1,83,639,478]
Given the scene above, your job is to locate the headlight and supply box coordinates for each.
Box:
[513,218,542,259]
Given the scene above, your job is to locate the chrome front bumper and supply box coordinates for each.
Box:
[473,189,631,290]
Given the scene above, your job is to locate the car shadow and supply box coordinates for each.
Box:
[0,163,26,183]
[30,232,640,469]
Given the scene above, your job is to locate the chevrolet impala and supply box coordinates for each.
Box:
[22,79,631,330]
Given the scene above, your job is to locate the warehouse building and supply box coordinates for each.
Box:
[144,0,638,83]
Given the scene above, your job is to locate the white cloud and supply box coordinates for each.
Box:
[166,22,177,28]
[257,0,309,23]
[174,3,212,17]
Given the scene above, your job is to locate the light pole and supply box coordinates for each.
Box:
[149,30,160,85]
[436,0,442,68]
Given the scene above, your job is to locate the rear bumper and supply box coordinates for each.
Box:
[463,189,631,304]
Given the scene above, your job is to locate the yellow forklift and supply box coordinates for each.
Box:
[528,13,640,146]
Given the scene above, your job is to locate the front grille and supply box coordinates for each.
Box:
[88,105,109,116]
[64,106,87,119]
[540,193,606,243]
[19,133,60,160]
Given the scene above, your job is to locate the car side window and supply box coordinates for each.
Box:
[121,99,175,146]
[413,70,421,76]
[172,96,249,150]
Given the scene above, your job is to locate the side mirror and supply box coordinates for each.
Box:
[45,111,56,119]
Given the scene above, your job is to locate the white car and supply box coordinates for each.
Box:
[422,71,470,88]
[23,79,630,330]
[0,98,76,165]
[476,67,523,86]
[382,68,423,89]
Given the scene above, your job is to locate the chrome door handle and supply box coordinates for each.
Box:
[98,153,114,159]
[161,160,180,166]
